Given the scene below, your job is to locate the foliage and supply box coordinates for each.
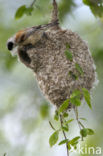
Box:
[15,0,103,21]
[49,108,95,152]
[49,86,94,153]
[49,40,94,153]
[82,0,103,17]
[59,0,76,21]
[15,5,33,19]
[65,43,73,61]
[15,0,76,21]
[80,128,94,138]
[40,101,50,118]
[1,0,103,71]
[58,99,69,114]
[49,131,59,147]
[69,71,78,80]
[0,0,103,156]
[75,63,84,75]
[82,88,92,109]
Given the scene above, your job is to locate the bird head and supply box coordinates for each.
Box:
[7,26,39,52]
[7,21,58,53]
[7,26,39,68]
[7,21,58,68]
[6,24,45,68]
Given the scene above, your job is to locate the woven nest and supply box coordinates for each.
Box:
[18,28,96,108]
[7,0,96,109]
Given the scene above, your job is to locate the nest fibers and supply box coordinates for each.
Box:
[7,1,96,109]
[24,29,96,107]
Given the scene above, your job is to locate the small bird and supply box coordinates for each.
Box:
[7,19,59,51]
[7,0,96,109]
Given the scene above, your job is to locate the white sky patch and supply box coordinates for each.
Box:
[63,0,96,31]
[2,114,27,146]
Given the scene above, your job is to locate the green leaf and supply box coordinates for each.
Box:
[25,7,34,16]
[82,88,92,109]
[70,90,81,106]
[15,5,34,19]
[49,121,56,131]
[49,131,59,147]
[66,43,71,49]
[65,119,74,124]
[69,71,78,80]
[70,90,81,99]
[58,99,69,113]
[70,98,81,106]
[58,139,68,145]
[68,137,80,149]
[65,50,73,61]
[83,0,103,18]
[74,145,77,150]
[63,112,69,118]
[75,63,84,75]
[90,5,103,17]
[54,111,59,121]
[15,5,26,19]
[69,136,80,146]
[79,118,87,121]
[62,126,69,132]
[72,141,78,147]
[83,0,91,6]
[87,129,95,135]
[40,102,49,118]
[80,128,88,137]
[68,144,71,150]
[80,128,94,138]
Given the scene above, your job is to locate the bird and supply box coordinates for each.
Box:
[7,0,96,109]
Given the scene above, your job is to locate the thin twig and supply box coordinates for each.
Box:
[30,0,40,10]
[74,107,83,141]
[52,0,58,21]
[30,0,36,8]
[60,115,69,156]
[51,0,59,29]
[74,107,81,129]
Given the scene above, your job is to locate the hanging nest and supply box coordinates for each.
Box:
[7,0,96,109]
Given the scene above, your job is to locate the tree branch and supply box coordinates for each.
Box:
[30,0,36,8]
[74,107,84,141]
[60,115,69,156]
[52,0,58,21]
[51,0,59,29]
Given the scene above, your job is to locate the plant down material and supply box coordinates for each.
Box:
[7,0,96,109]
[24,29,95,108]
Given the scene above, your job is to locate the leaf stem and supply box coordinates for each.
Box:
[74,107,81,128]
[49,121,56,131]
[60,115,69,156]
[78,121,85,129]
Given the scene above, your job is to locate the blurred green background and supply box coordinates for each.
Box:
[0,0,103,156]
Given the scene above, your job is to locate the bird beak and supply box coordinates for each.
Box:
[7,36,18,56]
[7,36,16,51]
